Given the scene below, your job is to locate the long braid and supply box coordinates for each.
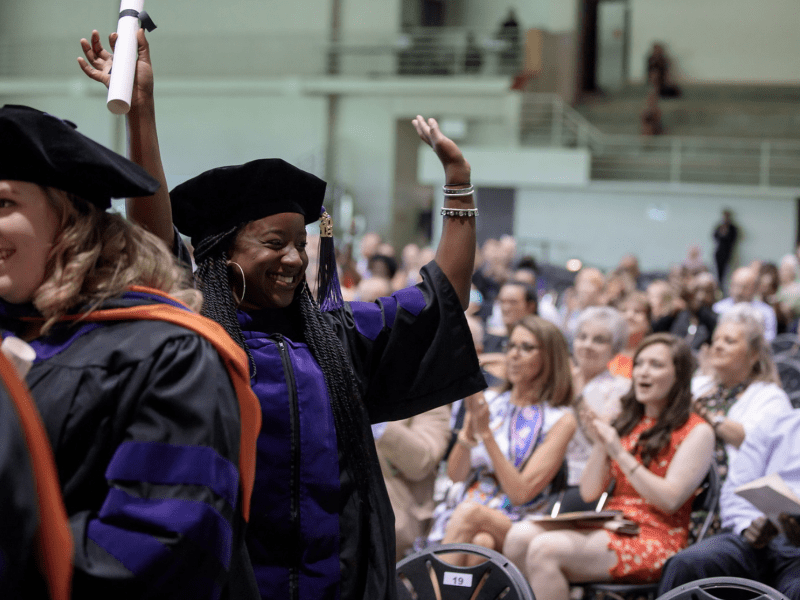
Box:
[297,283,374,502]
[194,228,257,378]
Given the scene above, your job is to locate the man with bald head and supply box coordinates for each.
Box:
[713,267,777,340]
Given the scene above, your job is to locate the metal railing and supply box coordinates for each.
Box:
[521,94,800,188]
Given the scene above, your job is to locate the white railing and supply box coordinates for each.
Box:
[521,94,800,188]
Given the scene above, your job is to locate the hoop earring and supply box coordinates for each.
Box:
[229,261,246,307]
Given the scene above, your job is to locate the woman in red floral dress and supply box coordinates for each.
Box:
[504,333,715,600]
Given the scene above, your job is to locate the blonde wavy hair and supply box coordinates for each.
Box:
[33,186,202,334]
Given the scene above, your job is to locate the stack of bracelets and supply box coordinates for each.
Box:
[440,184,478,218]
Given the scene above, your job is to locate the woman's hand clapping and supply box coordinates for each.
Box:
[593,419,624,460]
[465,392,491,441]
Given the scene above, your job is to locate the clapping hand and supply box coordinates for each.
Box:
[594,420,623,460]
[778,513,800,547]
[465,391,490,440]
[78,29,154,107]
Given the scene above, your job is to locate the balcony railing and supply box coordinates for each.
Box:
[521,94,800,188]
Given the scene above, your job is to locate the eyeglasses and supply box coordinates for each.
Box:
[504,341,540,354]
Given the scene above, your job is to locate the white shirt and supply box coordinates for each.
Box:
[692,375,792,466]
[721,409,800,534]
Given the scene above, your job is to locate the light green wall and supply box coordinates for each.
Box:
[629,0,800,84]
[515,183,797,271]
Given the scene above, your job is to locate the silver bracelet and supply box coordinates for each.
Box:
[442,184,474,196]
[440,207,479,218]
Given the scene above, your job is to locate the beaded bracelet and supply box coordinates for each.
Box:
[440,207,479,218]
[442,184,474,196]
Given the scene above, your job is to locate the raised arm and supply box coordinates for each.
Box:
[412,116,475,309]
[78,29,174,247]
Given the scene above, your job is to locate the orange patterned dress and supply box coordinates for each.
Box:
[605,413,706,583]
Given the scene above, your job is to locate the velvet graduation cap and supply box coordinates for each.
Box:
[170,158,343,310]
[0,104,160,209]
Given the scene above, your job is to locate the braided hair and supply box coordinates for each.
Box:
[193,226,375,503]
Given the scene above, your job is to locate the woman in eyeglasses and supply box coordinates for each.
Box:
[427,315,576,564]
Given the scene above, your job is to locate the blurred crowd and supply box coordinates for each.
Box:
[350,229,800,599]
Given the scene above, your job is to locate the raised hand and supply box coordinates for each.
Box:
[411,115,471,183]
[78,29,154,109]
[594,419,623,459]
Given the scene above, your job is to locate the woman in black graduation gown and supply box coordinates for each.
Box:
[78,28,486,600]
[0,105,260,599]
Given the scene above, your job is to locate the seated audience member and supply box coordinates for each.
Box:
[563,267,607,340]
[472,238,509,322]
[682,245,708,276]
[392,243,421,290]
[356,275,393,302]
[372,404,451,561]
[658,410,800,600]
[653,272,718,352]
[714,267,777,341]
[427,317,576,565]
[367,253,397,282]
[356,232,382,278]
[611,292,652,378]
[504,335,714,599]
[481,281,538,377]
[647,280,676,321]
[776,254,800,330]
[692,304,791,480]
[569,307,632,488]
[758,262,787,334]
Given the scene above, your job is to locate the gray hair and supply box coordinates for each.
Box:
[718,303,779,384]
[575,306,628,354]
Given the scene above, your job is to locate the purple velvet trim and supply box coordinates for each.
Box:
[349,301,384,341]
[243,337,342,597]
[394,286,426,316]
[105,441,239,510]
[87,521,223,598]
[98,488,233,568]
[87,520,171,577]
[27,323,103,363]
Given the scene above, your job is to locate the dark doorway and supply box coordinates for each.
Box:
[421,0,445,26]
[476,188,515,245]
[576,0,600,97]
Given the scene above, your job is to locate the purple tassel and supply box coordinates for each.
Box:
[316,207,344,312]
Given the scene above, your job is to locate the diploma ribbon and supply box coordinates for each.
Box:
[118,9,157,32]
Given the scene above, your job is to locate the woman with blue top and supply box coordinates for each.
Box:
[79,27,485,600]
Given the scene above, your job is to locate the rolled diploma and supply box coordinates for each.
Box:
[1,336,36,380]
[107,0,145,115]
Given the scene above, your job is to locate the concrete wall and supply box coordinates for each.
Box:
[629,0,800,84]
[515,183,797,272]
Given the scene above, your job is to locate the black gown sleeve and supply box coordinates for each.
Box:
[65,332,245,600]
[325,261,486,423]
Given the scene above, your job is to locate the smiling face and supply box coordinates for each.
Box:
[0,180,59,304]
[573,320,615,381]
[505,325,544,389]
[498,283,534,328]
[709,321,758,387]
[228,212,308,310]
[632,342,676,415]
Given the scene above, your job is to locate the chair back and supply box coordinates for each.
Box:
[396,542,535,600]
[770,333,800,359]
[774,356,800,407]
[656,576,789,600]
[690,463,721,544]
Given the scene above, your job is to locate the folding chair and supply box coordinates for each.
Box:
[396,543,535,600]
[656,576,789,600]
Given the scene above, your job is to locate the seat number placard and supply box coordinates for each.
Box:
[443,572,473,587]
